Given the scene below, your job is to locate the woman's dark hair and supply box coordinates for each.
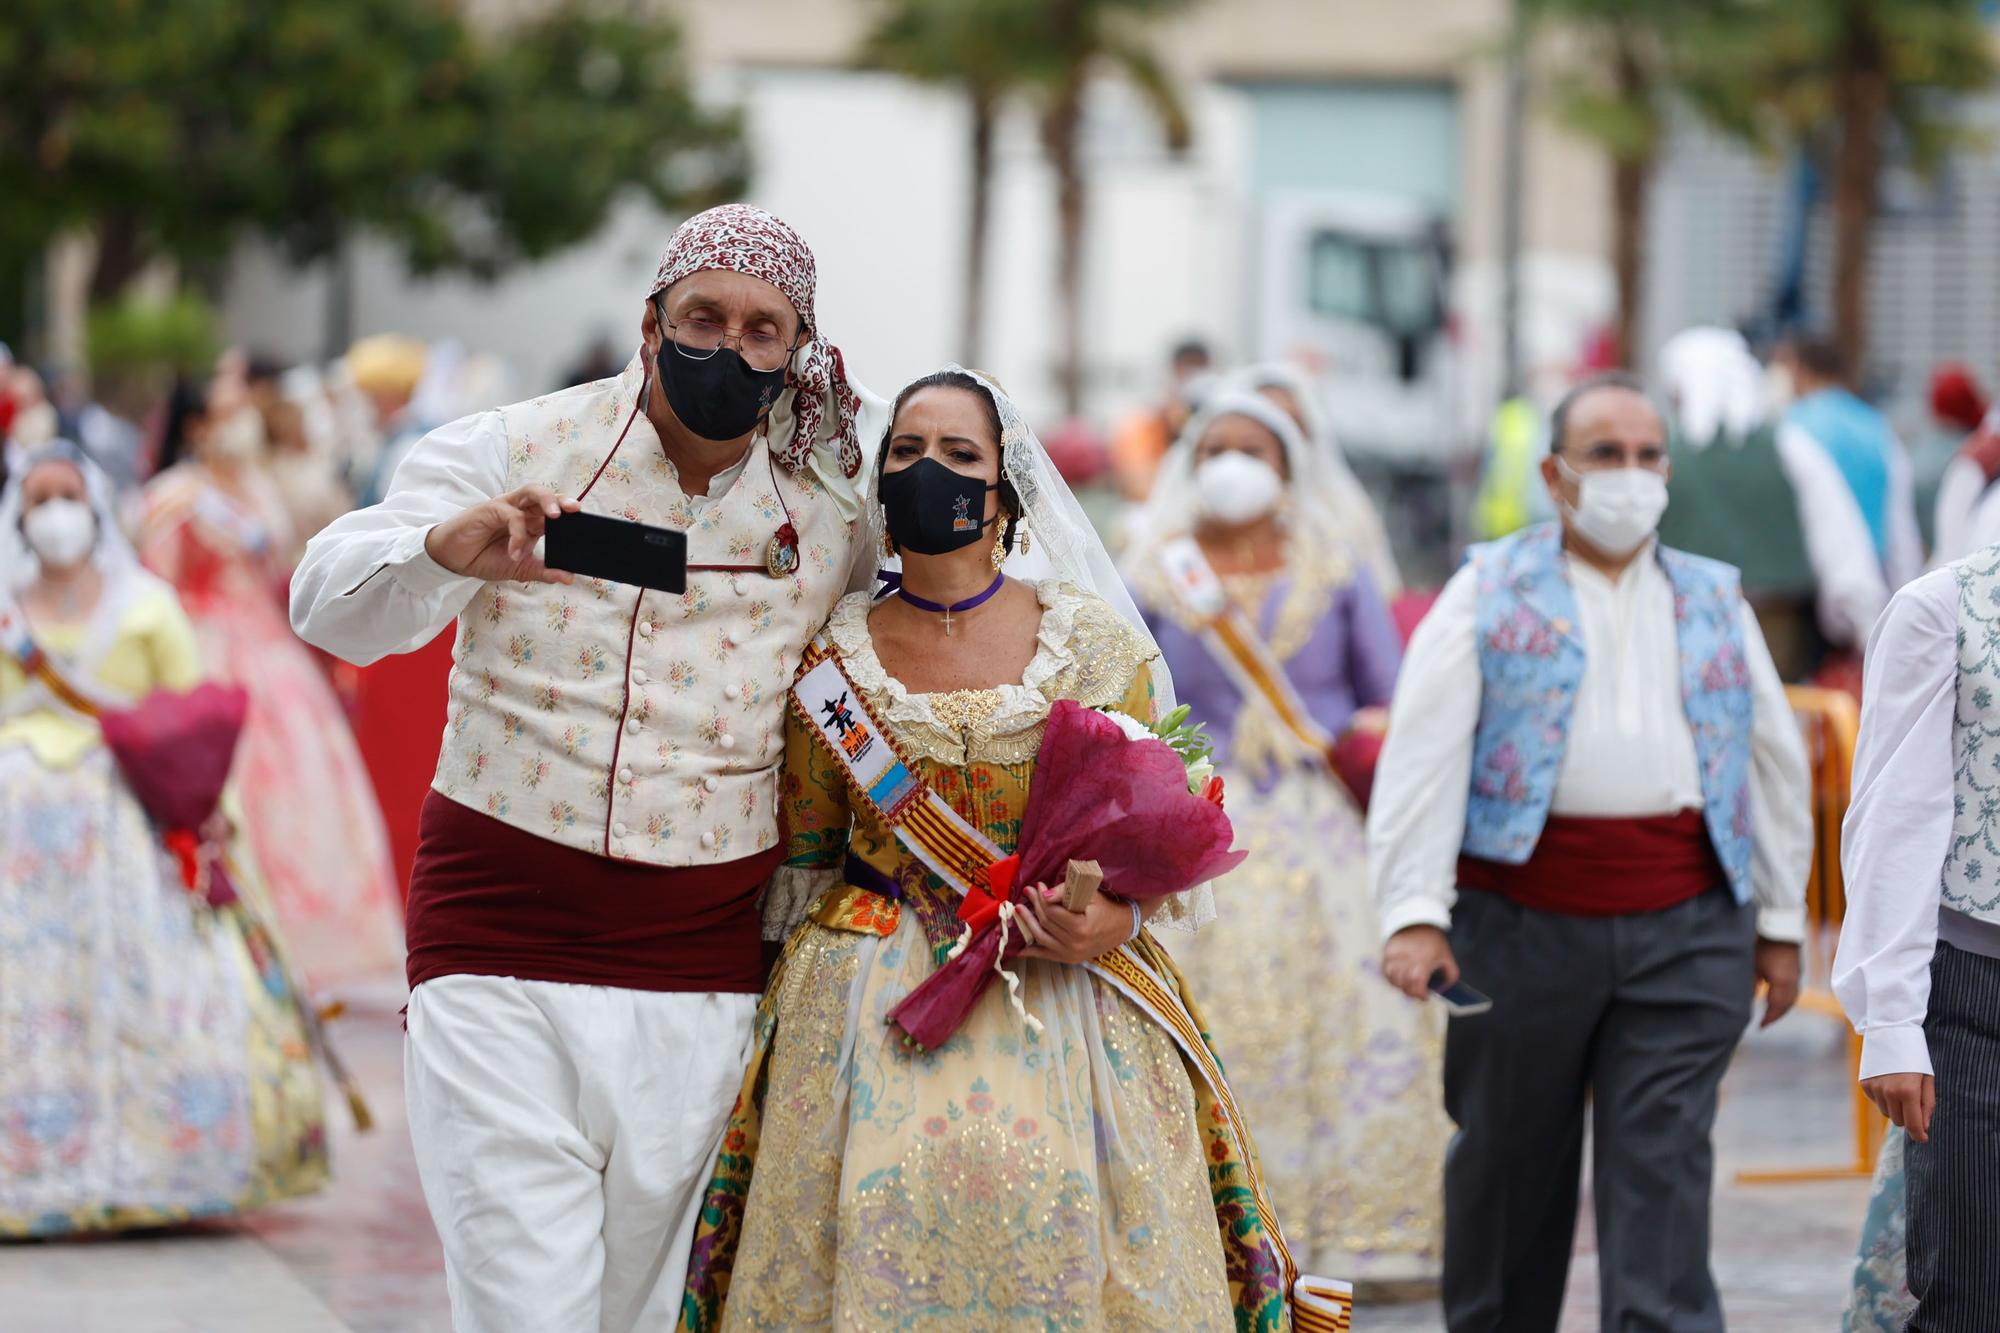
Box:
[155,376,212,475]
[878,370,1022,554]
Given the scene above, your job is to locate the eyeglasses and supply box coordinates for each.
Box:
[660,314,798,373]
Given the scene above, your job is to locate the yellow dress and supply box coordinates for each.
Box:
[0,574,328,1236]
[681,581,1292,1332]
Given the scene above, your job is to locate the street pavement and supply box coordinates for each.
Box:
[0,984,1872,1332]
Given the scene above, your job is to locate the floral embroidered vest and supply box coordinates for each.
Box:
[1462,523,1756,903]
[1944,545,2000,919]
[432,355,855,867]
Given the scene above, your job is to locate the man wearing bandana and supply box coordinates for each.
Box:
[291,205,884,1332]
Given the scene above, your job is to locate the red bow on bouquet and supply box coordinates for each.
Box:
[98,683,251,908]
[886,700,1247,1050]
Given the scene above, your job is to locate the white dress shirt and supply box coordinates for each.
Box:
[1368,542,1812,944]
[1773,422,1899,649]
[1833,568,1965,1079]
[289,409,752,666]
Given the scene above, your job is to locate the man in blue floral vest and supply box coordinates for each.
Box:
[1366,373,1814,1332]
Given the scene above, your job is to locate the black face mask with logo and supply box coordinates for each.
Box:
[656,341,790,443]
[879,457,999,555]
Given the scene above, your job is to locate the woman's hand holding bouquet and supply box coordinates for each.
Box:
[886,699,1246,1051]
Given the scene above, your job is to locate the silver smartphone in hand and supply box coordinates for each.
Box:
[1429,970,1494,1017]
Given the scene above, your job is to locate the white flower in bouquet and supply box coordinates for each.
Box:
[1093,704,1218,796]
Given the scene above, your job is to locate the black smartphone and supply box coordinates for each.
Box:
[543,511,688,594]
[1429,970,1494,1017]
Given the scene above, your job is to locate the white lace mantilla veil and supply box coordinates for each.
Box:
[1,439,142,592]
[1129,388,1355,569]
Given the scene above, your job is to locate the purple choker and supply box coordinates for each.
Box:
[896,572,1005,635]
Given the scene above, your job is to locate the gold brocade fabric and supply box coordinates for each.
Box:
[682,582,1251,1331]
[1171,764,1447,1279]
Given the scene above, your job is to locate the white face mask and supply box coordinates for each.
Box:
[1195,452,1285,525]
[1556,458,1669,557]
[23,497,96,569]
[207,407,267,462]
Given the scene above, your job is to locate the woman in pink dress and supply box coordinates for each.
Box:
[138,371,403,988]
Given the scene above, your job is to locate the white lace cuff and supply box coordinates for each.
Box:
[762,865,839,942]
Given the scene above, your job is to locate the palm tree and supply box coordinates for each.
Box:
[1027,0,1197,414]
[860,0,1042,366]
[1690,0,1994,379]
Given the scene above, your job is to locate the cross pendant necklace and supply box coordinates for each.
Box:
[896,572,1006,637]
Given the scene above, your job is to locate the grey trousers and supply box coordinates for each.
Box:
[1906,943,2000,1332]
[1441,888,1756,1333]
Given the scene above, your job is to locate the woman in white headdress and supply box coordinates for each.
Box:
[0,441,328,1236]
[681,369,1306,1331]
[1232,361,1401,596]
[1124,390,1445,1280]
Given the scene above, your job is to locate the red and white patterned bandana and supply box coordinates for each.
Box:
[649,204,859,477]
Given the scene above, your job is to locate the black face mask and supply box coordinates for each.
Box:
[656,341,789,443]
[880,456,999,555]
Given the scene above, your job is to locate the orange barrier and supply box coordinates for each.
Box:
[1737,685,1883,1184]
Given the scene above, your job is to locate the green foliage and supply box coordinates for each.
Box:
[87,292,220,378]
[0,0,747,296]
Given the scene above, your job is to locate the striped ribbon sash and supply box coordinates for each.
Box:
[0,599,104,717]
[1155,536,1335,763]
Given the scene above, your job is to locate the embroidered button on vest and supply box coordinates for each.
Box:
[432,358,854,866]
[1461,523,1756,904]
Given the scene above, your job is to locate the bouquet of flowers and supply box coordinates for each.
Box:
[886,699,1247,1051]
[98,683,251,909]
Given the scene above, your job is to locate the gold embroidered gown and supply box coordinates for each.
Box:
[680,581,1291,1332]
[1133,539,1447,1280]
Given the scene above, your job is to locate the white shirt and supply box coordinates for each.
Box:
[1833,568,1961,1079]
[289,409,752,666]
[1368,542,1812,944]
[1773,422,1902,649]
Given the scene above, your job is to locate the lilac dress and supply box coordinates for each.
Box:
[1131,544,1446,1280]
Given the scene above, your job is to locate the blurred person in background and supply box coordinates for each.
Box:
[291,204,882,1333]
[0,441,328,1236]
[1370,374,1811,1333]
[1775,337,1924,594]
[345,333,430,506]
[140,373,402,989]
[247,354,356,565]
[3,364,60,479]
[1657,325,1883,680]
[1914,363,1988,551]
[1235,360,1401,596]
[562,332,625,390]
[1126,389,1443,1282]
[1926,390,2000,569]
[1111,335,1212,502]
[49,365,145,498]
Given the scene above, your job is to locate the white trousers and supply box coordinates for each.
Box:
[405,975,757,1333]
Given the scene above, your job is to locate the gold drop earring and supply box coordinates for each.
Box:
[990,529,1008,572]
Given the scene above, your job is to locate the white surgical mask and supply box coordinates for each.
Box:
[23,497,96,569]
[207,407,267,462]
[1195,452,1284,525]
[1556,458,1669,557]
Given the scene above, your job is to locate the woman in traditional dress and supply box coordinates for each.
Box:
[138,375,402,987]
[680,369,1301,1331]
[1126,389,1445,1281]
[0,442,328,1236]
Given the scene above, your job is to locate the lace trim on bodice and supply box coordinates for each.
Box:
[823,579,1154,766]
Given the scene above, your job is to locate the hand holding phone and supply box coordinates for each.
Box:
[1429,970,1494,1017]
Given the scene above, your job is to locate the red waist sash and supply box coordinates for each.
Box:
[405,790,782,994]
[1456,809,1724,917]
